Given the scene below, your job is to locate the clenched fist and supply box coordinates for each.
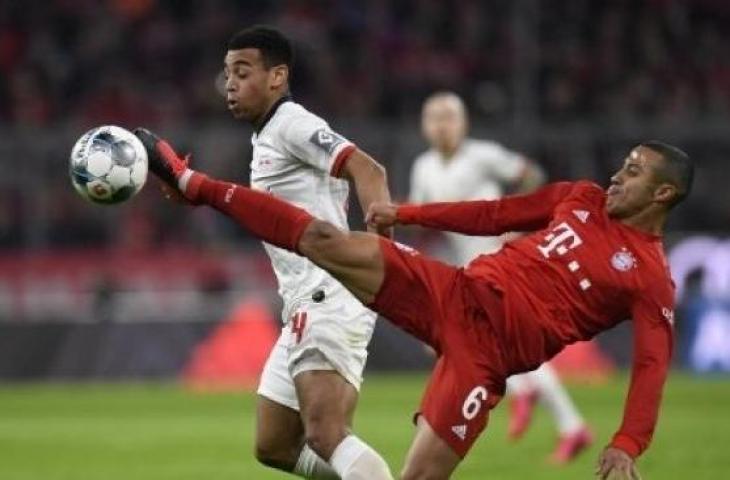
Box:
[366,202,399,231]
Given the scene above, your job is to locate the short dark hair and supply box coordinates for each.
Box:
[228,25,294,70]
[641,140,694,207]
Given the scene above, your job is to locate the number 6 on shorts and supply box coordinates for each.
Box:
[462,386,488,420]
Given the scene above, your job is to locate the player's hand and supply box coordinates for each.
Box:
[596,447,641,480]
[366,202,399,230]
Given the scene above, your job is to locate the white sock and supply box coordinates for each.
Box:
[506,373,533,396]
[293,444,340,480]
[530,364,585,434]
[329,435,393,480]
[177,168,194,192]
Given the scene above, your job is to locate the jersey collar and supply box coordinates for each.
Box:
[615,220,662,242]
[254,94,293,134]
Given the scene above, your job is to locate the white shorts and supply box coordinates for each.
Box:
[257,285,377,411]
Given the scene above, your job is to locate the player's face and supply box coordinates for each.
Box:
[606,146,667,218]
[223,49,277,122]
[421,97,467,154]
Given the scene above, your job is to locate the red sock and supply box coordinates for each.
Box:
[189,173,314,252]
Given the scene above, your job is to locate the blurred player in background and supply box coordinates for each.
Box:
[193,26,393,479]
[410,91,592,462]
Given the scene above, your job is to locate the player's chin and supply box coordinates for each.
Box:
[228,107,246,120]
[605,202,626,218]
[605,199,619,217]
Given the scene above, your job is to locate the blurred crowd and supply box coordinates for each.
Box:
[3,0,730,124]
[1,0,729,251]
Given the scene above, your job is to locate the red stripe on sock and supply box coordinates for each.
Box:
[195,175,313,252]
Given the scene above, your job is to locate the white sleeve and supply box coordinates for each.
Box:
[278,113,356,176]
[409,158,429,203]
[478,143,526,184]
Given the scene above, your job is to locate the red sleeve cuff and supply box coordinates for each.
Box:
[610,433,642,458]
[330,143,357,178]
[396,204,420,224]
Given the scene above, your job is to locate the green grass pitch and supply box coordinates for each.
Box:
[1,373,728,479]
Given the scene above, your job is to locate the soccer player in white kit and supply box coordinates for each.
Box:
[223,27,392,479]
[409,91,593,463]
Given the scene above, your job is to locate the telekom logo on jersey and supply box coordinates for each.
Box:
[537,222,583,258]
[537,222,592,291]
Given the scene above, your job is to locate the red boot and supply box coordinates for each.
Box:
[507,390,538,440]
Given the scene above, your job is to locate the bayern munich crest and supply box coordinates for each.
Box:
[611,249,636,271]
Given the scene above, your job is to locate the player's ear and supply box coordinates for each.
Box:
[269,65,288,90]
[653,182,677,205]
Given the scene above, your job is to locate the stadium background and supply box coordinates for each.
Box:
[1,1,729,479]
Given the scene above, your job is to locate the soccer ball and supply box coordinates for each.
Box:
[69,125,148,204]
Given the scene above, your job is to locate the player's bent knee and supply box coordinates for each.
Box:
[299,220,343,256]
[254,438,300,471]
[303,422,348,460]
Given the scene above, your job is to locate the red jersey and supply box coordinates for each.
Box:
[397,181,675,458]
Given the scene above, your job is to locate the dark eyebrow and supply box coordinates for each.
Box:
[224,59,253,68]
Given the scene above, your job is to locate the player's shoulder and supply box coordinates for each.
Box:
[464,138,514,158]
[274,101,327,129]
[570,180,604,194]
[546,180,603,202]
[412,149,439,171]
[565,180,605,205]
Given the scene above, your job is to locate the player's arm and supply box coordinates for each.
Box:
[478,143,545,194]
[599,294,674,478]
[275,114,393,236]
[512,158,546,193]
[338,148,392,237]
[368,181,574,235]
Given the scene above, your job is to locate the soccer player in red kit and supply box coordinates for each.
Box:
[135,128,691,479]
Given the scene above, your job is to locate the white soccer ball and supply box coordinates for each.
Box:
[69,125,148,204]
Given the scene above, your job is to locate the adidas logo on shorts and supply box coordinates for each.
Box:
[451,424,468,440]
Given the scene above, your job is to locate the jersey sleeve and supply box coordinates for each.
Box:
[610,284,675,458]
[278,113,356,177]
[397,181,575,235]
[477,142,526,183]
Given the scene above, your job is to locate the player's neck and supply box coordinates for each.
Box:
[252,93,291,132]
[619,207,666,236]
[437,144,460,161]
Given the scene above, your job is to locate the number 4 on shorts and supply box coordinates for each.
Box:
[291,311,308,344]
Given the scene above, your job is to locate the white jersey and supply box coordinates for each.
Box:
[249,99,357,306]
[409,138,526,265]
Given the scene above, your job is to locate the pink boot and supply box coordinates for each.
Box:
[550,427,594,464]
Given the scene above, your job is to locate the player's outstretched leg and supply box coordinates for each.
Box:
[135,127,386,305]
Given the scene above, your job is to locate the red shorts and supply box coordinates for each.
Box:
[370,239,507,457]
